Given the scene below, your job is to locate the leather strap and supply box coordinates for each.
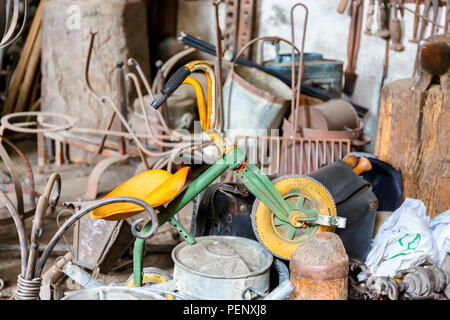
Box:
[192,183,249,236]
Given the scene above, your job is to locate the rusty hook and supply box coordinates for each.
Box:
[84,31,101,100]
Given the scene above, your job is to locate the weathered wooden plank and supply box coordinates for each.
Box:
[375,79,449,218]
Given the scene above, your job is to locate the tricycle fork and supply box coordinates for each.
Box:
[131,145,293,286]
[228,148,292,223]
[132,155,230,286]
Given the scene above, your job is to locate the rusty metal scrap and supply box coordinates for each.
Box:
[10,173,61,300]
[0,161,160,299]
[348,257,449,300]
[0,31,214,198]
[222,0,256,58]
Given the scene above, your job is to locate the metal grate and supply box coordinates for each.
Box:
[234,135,352,177]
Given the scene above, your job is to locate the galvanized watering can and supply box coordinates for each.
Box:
[150,236,292,300]
[62,235,292,300]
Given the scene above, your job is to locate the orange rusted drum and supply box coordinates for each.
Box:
[289,232,349,300]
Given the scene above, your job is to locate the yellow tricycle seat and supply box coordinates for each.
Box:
[90,167,191,221]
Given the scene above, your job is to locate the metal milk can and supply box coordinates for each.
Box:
[289,232,349,300]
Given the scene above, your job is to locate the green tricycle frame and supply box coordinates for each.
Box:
[132,61,346,286]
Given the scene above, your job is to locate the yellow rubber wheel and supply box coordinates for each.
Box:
[251,175,337,260]
[126,267,174,300]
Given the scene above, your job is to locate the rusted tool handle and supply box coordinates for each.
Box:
[410,0,420,42]
[338,0,350,13]
[431,0,440,35]
[446,1,450,33]
[352,0,363,71]
[353,157,372,175]
[418,0,432,41]
[346,0,358,74]
[342,154,359,168]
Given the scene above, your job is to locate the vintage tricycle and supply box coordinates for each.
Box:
[89,60,347,287]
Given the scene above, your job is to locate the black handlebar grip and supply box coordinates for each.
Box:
[151,66,191,109]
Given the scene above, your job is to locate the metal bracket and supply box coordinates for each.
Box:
[316,214,347,228]
[168,217,196,244]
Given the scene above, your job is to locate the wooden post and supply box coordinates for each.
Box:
[375,79,450,218]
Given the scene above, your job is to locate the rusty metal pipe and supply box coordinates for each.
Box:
[0,140,25,216]
[43,172,61,210]
[41,252,73,286]
[127,72,180,148]
[25,173,62,280]
[25,195,46,280]
[0,190,28,277]
[128,58,176,140]
[83,32,176,161]
[212,0,225,132]
[0,136,37,208]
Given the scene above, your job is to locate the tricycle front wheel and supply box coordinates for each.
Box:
[251,175,337,260]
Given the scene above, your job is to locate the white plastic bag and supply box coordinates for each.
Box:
[429,210,450,266]
[365,198,440,277]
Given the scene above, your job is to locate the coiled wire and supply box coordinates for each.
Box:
[15,275,42,300]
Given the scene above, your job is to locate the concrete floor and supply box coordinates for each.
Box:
[0,138,195,299]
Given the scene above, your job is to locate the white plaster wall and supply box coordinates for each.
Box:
[177,0,446,152]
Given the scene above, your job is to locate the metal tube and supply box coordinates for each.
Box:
[128,58,176,139]
[273,258,290,284]
[62,261,103,289]
[212,0,224,131]
[25,173,61,280]
[25,195,46,280]
[264,259,293,300]
[263,280,294,300]
[0,189,28,277]
[0,136,36,209]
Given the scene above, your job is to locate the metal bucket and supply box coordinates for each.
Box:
[159,236,273,300]
[264,52,343,96]
[223,65,291,135]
